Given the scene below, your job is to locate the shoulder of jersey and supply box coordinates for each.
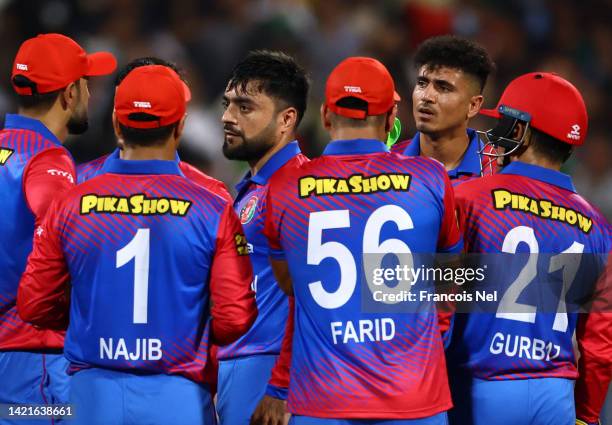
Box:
[390,139,410,154]
[178,161,232,201]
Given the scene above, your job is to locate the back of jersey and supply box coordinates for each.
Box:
[265,140,462,418]
[451,163,611,380]
[57,167,231,383]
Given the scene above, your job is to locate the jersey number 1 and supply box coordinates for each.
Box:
[116,228,150,324]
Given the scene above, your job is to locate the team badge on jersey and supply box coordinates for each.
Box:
[239,195,258,224]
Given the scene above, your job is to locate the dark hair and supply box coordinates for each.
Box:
[115,56,185,86]
[414,35,495,92]
[115,57,183,147]
[530,128,573,164]
[226,50,309,127]
[13,75,63,110]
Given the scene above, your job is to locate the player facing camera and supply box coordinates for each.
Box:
[477,72,586,168]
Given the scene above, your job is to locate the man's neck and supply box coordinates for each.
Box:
[18,108,68,143]
[419,127,470,171]
[121,143,175,161]
[329,126,386,144]
[248,134,294,176]
[511,150,562,171]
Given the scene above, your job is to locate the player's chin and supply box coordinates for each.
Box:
[222,138,245,160]
[415,121,436,133]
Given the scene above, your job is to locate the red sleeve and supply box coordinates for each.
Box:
[575,254,612,423]
[269,296,294,390]
[17,198,70,329]
[23,148,76,226]
[209,203,257,346]
[437,171,462,253]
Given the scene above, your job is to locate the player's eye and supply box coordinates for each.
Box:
[221,100,229,110]
[239,104,251,113]
[416,79,428,88]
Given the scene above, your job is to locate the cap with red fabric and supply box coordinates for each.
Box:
[115,65,191,129]
[480,72,588,145]
[11,33,117,95]
[325,57,400,119]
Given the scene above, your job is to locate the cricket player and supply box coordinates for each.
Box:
[17,64,257,425]
[262,56,462,424]
[217,50,309,425]
[0,33,116,415]
[447,72,611,425]
[392,35,497,184]
[77,57,231,201]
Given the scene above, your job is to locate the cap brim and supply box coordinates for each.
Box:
[86,52,117,76]
[393,91,401,102]
[479,108,500,118]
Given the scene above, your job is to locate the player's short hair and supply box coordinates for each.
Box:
[13,75,64,111]
[226,50,309,127]
[414,35,495,93]
[115,57,184,87]
[329,97,386,128]
[530,128,573,164]
[115,57,183,147]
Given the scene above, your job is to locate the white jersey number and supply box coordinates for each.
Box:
[497,226,584,332]
[116,228,151,324]
[307,206,413,309]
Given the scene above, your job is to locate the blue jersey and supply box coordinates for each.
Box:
[0,114,75,351]
[449,161,611,381]
[391,129,497,186]
[218,141,307,360]
[77,148,231,200]
[18,156,256,384]
[264,139,462,419]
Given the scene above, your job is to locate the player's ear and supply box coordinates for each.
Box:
[60,81,78,111]
[467,94,484,119]
[512,122,529,144]
[321,104,332,131]
[385,104,398,133]
[111,110,122,139]
[279,107,298,134]
[174,115,187,141]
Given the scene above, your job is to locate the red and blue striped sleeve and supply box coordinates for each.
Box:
[209,203,258,345]
[17,197,70,329]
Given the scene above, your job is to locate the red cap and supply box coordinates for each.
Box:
[11,33,117,95]
[115,65,191,129]
[480,72,588,145]
[325,57,400,119]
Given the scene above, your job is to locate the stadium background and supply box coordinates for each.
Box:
[0,0,610,419]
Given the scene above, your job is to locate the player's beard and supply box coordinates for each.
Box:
[222,118,277,162]
[67,98,89,135]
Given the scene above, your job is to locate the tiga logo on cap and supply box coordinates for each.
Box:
[133,101,152,108]
[567,124,581,141]
[343,85,362,93]
[16,63,28,71]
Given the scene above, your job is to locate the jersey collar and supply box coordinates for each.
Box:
[102,154,184,176]
[323,138,389,155]
[4,114,62,146]
[404,128,483,178]
[501,161,576,193]
[102,148,182,170]
[236,141,301,192]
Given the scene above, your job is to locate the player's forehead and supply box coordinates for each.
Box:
[223,79,274,105]
[417,64,468,85]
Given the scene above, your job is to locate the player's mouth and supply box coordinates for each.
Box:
[415,106,436,121]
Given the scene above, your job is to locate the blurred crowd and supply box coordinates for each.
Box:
[0,0,610,219]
